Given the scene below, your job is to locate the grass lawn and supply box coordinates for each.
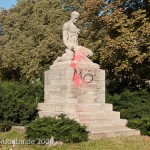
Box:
[0,130,150,150]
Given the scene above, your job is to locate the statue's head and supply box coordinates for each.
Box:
[71,11,80,23]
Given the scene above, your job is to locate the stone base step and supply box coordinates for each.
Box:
[38,112,61,117]
[89,126,140,139]
[38,111,80,121]
[78,111,120,121]
[38,111,120,120]
[80,119,127,127]
[39,110,126,127]
[38,103,113,112]
[89,125,128,132]
[38,102,141,139]
[11,126,26,132]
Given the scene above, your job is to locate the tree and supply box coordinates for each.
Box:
[0,7,8,35]
[0,0,67,81]
[121,0,150,17]
[81,0,150,92]
[0,0,86,81]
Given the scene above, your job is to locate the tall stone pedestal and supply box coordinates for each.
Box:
[38,61,140,139]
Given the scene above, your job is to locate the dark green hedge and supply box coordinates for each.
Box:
[106,89,150,135]
[128,118,150,136]
[0,81,44,131]
[26,114,89,143]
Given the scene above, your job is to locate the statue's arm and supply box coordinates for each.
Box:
[63,23,71,49]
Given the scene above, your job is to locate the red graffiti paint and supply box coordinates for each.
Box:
[70,50,88,88]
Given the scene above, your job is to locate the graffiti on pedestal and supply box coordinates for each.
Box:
[70,51,97,88]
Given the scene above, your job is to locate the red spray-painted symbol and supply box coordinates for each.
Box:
[70,51,88,88]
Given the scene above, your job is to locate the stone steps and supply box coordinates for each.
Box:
[39,110,126,128]
[38,101,140,139]
[38,103,113,112]
[89,126,140,139]
[39,112,61,117]
[89,125,128,132]
[79,112,120,120]
[38,106,140,139]
[38,110,120,120]
[80,119,127,127]
[78,111,120,121]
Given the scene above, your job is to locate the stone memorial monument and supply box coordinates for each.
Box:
[38,11,140,139]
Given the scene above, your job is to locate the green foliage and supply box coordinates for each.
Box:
[120,0,150,16]
[0,0,84,81]
[81,0,150,91]
[0,120,12,132]
[0,0,67,81]
[25,114,89,143]
[107,89,150,135]
[128,118,150,136]
[0,81,44,131]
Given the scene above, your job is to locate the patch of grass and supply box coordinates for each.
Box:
[0,130,24,139]
[0,131,150,150]
[51,136,150,150]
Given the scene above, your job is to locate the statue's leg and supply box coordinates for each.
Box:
[62,49,74,60]
[53,49,74,64]
[75,46,93,57]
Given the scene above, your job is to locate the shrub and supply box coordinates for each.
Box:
[0,120,13,132]
[128,118,150,136]
[106,89,150,119]
[25,114,89,143]
[0,81,44,131]
[106,89,150,136]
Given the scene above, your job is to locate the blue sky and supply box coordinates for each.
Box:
[0,0,17,9]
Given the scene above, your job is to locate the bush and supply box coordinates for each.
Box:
[106,89,150,119]
[25,114,89,143]
[0,81,44,131]
[128,118,150,136]
[106,89,150,136]
[0,120,13,132]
